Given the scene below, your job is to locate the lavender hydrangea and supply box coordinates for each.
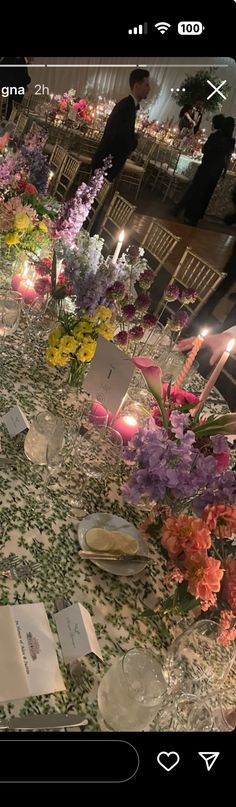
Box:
[123,418,236,509]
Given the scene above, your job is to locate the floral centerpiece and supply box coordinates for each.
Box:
[51,90,91,123]
[152,508,236,646]
[45,306,115,386]
[122,357,236,643]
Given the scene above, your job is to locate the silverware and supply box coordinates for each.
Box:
[0,713,88,730]
[79,550,149,563]
[0,558,41,582]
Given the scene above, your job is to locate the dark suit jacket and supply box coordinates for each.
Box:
[91,95,138,180]
[0,57,31,102]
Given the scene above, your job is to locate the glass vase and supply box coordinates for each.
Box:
[66,357,87,389]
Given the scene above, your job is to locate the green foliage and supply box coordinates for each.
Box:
[163,580,199,614]
[173,69,231,112]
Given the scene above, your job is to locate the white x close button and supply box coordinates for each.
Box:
[206,80,227,101]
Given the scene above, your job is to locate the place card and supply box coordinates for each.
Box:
[0,603,65,702]
[1,405,30,437]
[82,335,134,414]
[54,603,103,662]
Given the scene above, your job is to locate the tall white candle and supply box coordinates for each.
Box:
[113,229,125,263]
[193,338,236,413]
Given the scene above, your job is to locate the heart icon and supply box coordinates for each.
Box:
[157,752,180,772]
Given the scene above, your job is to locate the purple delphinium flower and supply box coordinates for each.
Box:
[19,146,50,195]
[54,158,111,245]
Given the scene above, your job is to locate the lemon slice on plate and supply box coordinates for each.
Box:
[85,528,114,551]
[85,528,138,555]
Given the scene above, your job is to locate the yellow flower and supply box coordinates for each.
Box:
[48,324,65,347]
[14,212,30,231]
[93,306,112,322]
[5,232,20,245]
[45,347,62,366]
[56,352,70,367]
[76,340,97,363]
[39,221,48,233]
[73,322,93,338]
[97,324,115,340]
[59,335,78,354]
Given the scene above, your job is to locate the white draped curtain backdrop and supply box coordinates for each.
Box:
[30,56,236,133]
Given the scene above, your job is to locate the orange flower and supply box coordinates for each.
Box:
[221,558,236,615]
[217,609,236,646]
[184,551,224,601]
[203,503,236,539]
[160,514,211,560]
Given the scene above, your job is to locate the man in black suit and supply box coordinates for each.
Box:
[91,68,150,181]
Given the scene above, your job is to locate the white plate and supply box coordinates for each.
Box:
[77,512,149,576]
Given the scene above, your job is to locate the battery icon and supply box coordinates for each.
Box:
[178,21,205,35]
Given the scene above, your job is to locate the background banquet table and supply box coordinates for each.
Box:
[0,330,235,730]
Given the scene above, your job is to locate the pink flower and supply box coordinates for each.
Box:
[162,385,199,406]
[115,331,129,346]
[132,357,163,399]
[34,276,52,295]
[221,558,236,614]
[129,325,144,341]
[122,304,136,320]
[142,312,157,329]
[164,284,180,302]
[184,552,224,601]
[135,293,151,311]
[139,268,154,289]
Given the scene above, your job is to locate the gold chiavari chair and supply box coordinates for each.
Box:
[48,144,67,191]
[54,154,81,202]
[72,136,98,183]
[158,148,182,200]
[117,156,148,202]
[99,193,136,255]
[86,179,110,233]
[165,247,227,324]
[12,112,28,141]
[141,219,181,272]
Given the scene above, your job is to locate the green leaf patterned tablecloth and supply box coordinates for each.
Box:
[0,330,235,730]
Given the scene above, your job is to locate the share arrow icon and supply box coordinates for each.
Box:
[198,752,220,771]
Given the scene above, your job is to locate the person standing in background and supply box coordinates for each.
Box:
[91,68,150,181]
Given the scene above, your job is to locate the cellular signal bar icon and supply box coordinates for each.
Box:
[128,23,148,35]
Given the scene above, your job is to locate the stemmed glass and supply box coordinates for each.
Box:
[44,406,123,513]
[0,288,21,356]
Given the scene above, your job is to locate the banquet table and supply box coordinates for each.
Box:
[0,329,236,731]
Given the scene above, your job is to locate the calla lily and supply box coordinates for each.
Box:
[132,357,168,428]
[132,357,163,400]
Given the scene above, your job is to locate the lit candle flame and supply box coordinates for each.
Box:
[200,328,209,338]
[226,338,235,354]
[119,229,125,243]
[123,416,137,426]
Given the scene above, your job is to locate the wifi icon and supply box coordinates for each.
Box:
[155,21,171,34]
